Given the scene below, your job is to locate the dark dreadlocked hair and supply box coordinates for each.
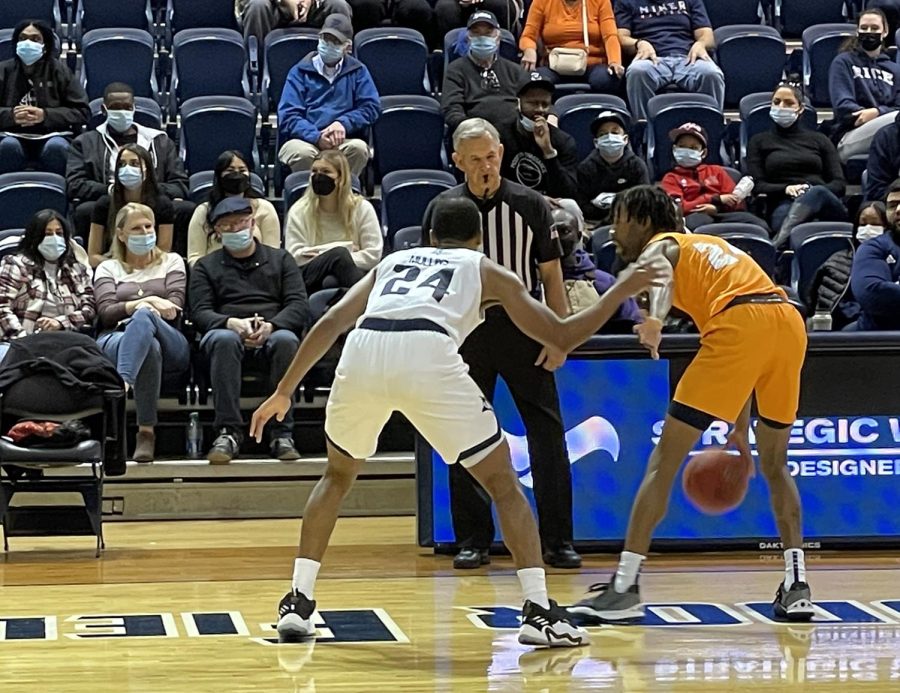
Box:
[613,185,679,235]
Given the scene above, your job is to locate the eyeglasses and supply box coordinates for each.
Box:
[480,68,500,92]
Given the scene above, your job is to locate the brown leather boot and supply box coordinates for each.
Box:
[133,430,155,463]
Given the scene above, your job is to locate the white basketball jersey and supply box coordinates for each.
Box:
[361,247,485,346]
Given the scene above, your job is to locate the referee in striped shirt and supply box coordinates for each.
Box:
[422,117,581,570]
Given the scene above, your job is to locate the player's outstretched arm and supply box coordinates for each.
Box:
[250,272,376,442]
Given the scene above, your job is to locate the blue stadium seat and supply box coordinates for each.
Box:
[80,29,158,102]
[0,0,61,30]
[780,0,848,39]
[714,25,786,109]
[165,0,239,48]
[87,96,163,130]
[556,94,631,162]
[789,222,854,299]
[392,226,423,251]
[372,96,446,180]
[179,96,259,175]
[170,29,249,114]
[694,223,776,276]
[282,171,362,218]
[589,226,616,274]
[187,170,267,205]
[75,0,153,46]
[355,28,429,97]
[381,170,457,249]
[738,92,818,168]
[443,28,519,70]
[261,28,319,120]
[802,23,855,107]
[0,229,25,259]
[646,93,725,180]
[0,173,67,230]
[705,0,764,28]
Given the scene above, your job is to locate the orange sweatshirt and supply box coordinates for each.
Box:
[519,0,622,67]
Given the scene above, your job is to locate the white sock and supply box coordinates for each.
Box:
[783,549,806,588]
[517,567,550,609]
[613,551,645,593]
[292,558,321,598]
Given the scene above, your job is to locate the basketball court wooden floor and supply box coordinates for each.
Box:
[2,517,899,692]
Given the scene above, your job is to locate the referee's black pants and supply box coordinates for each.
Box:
[450,307,574,552]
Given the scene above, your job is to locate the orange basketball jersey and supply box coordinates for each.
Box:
[648,232,785,331]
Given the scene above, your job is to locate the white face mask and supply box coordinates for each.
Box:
[857,224,884,242]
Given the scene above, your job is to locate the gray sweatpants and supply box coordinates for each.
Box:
[838,111,897,163]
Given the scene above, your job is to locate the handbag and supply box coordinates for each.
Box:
[547,0,590,76]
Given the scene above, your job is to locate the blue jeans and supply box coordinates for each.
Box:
[771,185,848,237]
[625,55,725,121]
[98,309,190,426]
[200,328,300,439]
[0,135,70,175]
[537,63,622,95]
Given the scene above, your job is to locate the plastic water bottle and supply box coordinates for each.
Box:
[810,311,833,332]
[732,176,755,201]
[186,412,202,459]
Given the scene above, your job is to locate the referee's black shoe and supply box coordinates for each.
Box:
[453,548,490,569]
[544,544,582,569]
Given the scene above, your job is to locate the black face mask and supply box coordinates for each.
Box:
[858,32,883,52]
[311,172,337,196]
[221,171,250,195]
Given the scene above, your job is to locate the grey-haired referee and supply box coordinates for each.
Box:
[422,117,580,569]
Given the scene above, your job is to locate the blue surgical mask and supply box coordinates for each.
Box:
[770,106,800,128]
[673,147,703,168]
[222,228,253,252]
[469,35,498,61]
[106,109,134,133]
[126,232,156,256]
[317,38,345,66]
[595,133,626,159]
[16,40,44,66]
[38,235,66,262]
[519,114,535,132]
[117,164,143,190]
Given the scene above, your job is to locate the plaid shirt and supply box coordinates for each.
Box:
[0,254,96,340]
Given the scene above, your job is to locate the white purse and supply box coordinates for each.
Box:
[547,0,590,77]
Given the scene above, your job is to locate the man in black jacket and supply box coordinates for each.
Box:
[496,73,578,199]
[0,21,89,175]
[65,82,193,248]
[189,198,309,464]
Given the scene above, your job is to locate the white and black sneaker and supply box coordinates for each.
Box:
[518,599,589,648]
[277,590,317,642]
[567,580,644,623]
[773,581,814,622]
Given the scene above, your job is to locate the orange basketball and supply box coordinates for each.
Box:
[682,449,752,515]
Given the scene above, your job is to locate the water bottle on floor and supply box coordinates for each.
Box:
[187,412,202,459]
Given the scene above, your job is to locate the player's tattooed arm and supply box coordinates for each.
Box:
[633,240,677,360]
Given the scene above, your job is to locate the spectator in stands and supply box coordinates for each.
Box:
[575,110,647,223]
[87,144,175,268]
[614,0,723,122]
[0,21,89,175]
[809,202,887,331]
[240,0,352,48]
[187,150,280,267]
[94,203,190,463]
[748,81,847,248]
[189,198,308,464]
[66,82,192,248]
[661,122,769,232]
[434,0,512,43]
[278,14,381,177]
[442,11,527,135]
[0,210,95,346]
[829,8,900,164]
[347,0,433,47]
[284,150,381,294]
[864,110,900,203]
[495,73,578,198]
[519,0,622,94]
[850,184,900,331]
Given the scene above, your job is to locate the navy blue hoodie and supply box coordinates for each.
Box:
[829,48,900,138]
[849,231,900,330]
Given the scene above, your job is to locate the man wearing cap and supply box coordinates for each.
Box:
[442,11,527,135]
[189,197,309,464]
[661,122,769,232]
[277,14,381,177]
[614,0,724,121]
[434,0,512,45]
[494,73,578,199]
[576,110,648,223]
[240,0,352,48]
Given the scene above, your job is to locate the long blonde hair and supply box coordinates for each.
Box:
[111,202,163,267]
[293,150,360,245]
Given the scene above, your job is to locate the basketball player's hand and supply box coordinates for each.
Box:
[251,393,292,443]
[536,345,566,371]
[634,316,662,360]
